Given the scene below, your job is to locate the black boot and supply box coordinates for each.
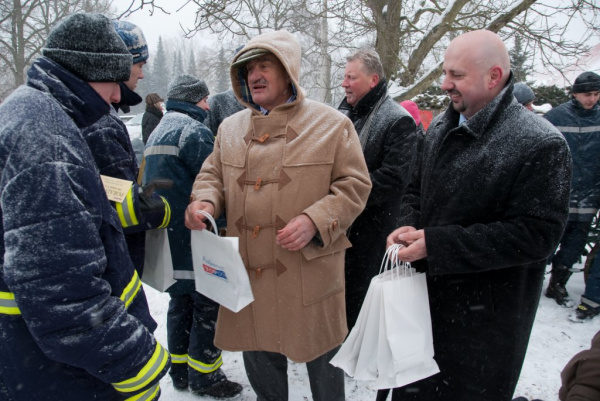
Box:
[190,378,243,399]
[545,263,573,307]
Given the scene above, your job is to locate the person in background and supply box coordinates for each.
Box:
[571,240,600,321]
[0,13,170,400]
[204,46,246,135]
[544,71,600,312]
[205,88,245,135]
[82,20,170,279]
[400,99,426,136]
[142,92,164,144]
[185,30,371,401]
[112,20,147,114]
[382,29,571,400]
[143,74,243,399]
[338,49,418,331]
[513,82,536,111]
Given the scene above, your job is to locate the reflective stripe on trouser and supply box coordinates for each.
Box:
[0,291,20,315]
[120,270,142,309]
[124,383,160,401]
[170,352,223,373]
[171,353,187,365]
[112,342,169,394]
[116,186,139,228]
[188,354,223,374]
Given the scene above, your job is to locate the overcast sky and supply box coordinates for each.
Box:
[114,0,200,49]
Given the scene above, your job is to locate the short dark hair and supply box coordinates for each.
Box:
[347,49,385,79]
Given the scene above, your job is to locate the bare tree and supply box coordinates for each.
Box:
[116,0,599,103]
[325,0,600,100]
[0,0,113,95]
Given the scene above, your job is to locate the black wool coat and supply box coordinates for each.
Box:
[394,80,572,400]
[339,81,418,330]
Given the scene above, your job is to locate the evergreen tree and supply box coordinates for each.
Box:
[533,85,571,108]
[187,48,198,77]
[151,37,170,98]
[214,47,231,93]
[510,35,533,83]
[173,50,185,78]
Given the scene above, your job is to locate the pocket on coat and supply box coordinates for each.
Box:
[300,236,351,306]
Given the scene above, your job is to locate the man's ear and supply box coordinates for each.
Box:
[488,66,503,89]
[371,74,380,89]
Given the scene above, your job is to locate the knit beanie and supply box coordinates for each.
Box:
[42,13,132,82]
[572,71,600,93]
[167,74,209,104]
[112,20,149,64]
[513,82,535,105]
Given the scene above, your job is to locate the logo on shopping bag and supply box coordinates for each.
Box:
[202,257,228,281]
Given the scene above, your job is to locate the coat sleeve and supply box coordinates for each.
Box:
[424,134,572,275]
[191,132,226,218]
[559,331,600,401]
[302,120,372,247]
[178,123,215,177]
[367,115,418,208]
[85,115,171,234]
[2,160,170,398]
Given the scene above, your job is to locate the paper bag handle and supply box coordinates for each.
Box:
[195,210,219,236]
[379,243,412,279]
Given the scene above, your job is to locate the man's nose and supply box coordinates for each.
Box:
[440,76,451,91]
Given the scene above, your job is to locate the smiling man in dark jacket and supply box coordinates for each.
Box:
[0,13,169,401]
[383,30,572,401]
[338,49,418,330]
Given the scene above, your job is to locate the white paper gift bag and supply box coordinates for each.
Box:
[191,211,253,312]
[331,244,439,389]
[142,228,177,292]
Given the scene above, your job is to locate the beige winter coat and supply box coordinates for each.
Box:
[191,30,371,362]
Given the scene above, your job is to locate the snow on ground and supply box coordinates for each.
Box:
[145,263,600,401]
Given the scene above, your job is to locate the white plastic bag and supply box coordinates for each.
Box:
[142,228,177,292]
[191,211,253,312]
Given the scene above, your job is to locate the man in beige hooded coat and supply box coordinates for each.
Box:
[185,30,371,400]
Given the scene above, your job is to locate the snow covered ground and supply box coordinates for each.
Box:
[144,263,600,401]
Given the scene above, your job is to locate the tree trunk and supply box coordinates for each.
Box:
[318,0,332,104]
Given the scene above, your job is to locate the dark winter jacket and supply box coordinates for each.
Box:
[143,100,215,295]
[544,99,600,222]
[0,57,169,401]
[142,104,163,144]
[205,89,245,135]
[113,82,142,114]
[338,80,418,329]
[82,108,171,277]
[560,330,600,401]
[397,79,572,400]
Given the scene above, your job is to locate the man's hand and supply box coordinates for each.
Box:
[276,214,318,251]
[185,201,215,230]
[387,226,427,262]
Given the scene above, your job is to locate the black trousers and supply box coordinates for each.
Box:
[243,346,345,401]
[167,291,224,388]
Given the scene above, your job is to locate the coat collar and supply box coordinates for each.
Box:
[435,73,516,139]
[27,57,110,129]
[112,83,142,114]
[569,98,599,116]
[165,99,207,123]
[338,80,387,120]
